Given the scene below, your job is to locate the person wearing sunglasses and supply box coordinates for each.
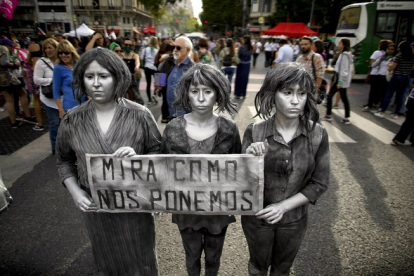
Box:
[166,36,194,118]
[109,42,123,58]
[53,40,86,119]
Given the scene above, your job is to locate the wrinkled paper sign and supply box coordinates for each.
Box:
[86,154,263,215]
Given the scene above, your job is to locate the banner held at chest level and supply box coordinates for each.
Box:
[86,154,264,215]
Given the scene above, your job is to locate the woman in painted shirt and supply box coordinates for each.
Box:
[56,48,160,275]
[161,63,241,276]
[242,62,330,275]
[53,40,86,118]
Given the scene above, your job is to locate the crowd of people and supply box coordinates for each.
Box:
[1,29,413,275]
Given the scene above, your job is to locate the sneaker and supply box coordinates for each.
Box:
[333,104,339,109]
[152,96,158,104]
[390,114,399,119]
[33,124,45,131]
[145,101,156,106]
[374,112,384,118]
[362,106,370,112]
[321,115,332,121]
[22,116,37,125]
[11,121,22,129]
[342,118,351,125]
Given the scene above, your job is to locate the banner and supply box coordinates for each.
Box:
[0,0,19,20]
[86,154,264,215]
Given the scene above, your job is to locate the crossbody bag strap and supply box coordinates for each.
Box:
[41,58,54,71]
[311,54,317,82]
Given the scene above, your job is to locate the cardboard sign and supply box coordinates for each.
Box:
[86,154,264,215]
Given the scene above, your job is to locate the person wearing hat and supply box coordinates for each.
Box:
[0,38,35,128]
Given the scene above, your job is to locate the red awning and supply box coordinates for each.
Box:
[149,26,156,34]
[262,23,318,37]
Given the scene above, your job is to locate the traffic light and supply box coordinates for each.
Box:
[226,31,230,35]
[175,21,179,24]
[204,20,208,24]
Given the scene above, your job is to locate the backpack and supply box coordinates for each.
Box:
[222,54,233,67]
[198,50,211,64]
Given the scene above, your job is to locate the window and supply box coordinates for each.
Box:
[127,18,130,24]
[376,12,396,33]
[109,0,114,8]
[263,0,270,13]
[39,5,66,12]
[337,7,361,30]
[252,0,259,12]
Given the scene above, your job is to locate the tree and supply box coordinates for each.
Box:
[139,0,181,19]
[200,0,242,36]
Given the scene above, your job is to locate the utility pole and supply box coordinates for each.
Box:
[308,0,315,28]
[242,0,247,35]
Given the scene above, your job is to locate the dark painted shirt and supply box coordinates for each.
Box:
[242,118,330,224]
[161,116,242,234]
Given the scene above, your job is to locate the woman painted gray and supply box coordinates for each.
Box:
[56,48,160,275]
[161,63,241,276]
[242,63,330,275]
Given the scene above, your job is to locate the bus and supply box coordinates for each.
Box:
[335,1,414,79]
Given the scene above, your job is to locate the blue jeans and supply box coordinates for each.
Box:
[380,75,411,114]
[43,104,60,154]
[221,67,236,84]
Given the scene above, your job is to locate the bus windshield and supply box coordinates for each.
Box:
[337,7,361,30]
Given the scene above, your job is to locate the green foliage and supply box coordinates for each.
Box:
[158,7,201,35]
[200,0,242,35]
[139,0,180,19]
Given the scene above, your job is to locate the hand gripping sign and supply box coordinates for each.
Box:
[86,154,264,215]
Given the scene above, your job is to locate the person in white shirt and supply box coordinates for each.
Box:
[275,39,294,65]
[252,39,262,68]
[264,40,273,68]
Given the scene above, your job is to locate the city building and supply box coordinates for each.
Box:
[247,0,277,35]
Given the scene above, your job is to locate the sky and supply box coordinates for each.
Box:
[191,0,202,21]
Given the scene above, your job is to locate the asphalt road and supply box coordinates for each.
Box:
[1,54,413,275]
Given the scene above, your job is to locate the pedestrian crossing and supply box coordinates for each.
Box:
[247,106,409,145]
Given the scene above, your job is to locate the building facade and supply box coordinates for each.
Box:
[247,0,277,35]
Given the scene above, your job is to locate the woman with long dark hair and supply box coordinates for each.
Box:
[234,35,253,99]
[322,38,354,124]
[375,40,414,119]
[161,63,240,276]
[242,62,329,275]
[219,38,239,84]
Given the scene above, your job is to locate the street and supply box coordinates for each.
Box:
[1,54,414,276]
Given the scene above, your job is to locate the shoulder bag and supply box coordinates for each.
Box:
[40,59,54,99]
[311,54,328,104]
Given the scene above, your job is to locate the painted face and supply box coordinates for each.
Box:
[188,84,216,114]
[275,84,307,120]
[84,60,115,104]
[173,38,189,62]
[44,43,57,59]
[58,50,73,65]
[300,40,311,54]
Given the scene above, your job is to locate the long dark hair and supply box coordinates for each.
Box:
[226,38,235,57]
[398,40,414,60]
[254,63,319,133]
[243,35,252,51]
